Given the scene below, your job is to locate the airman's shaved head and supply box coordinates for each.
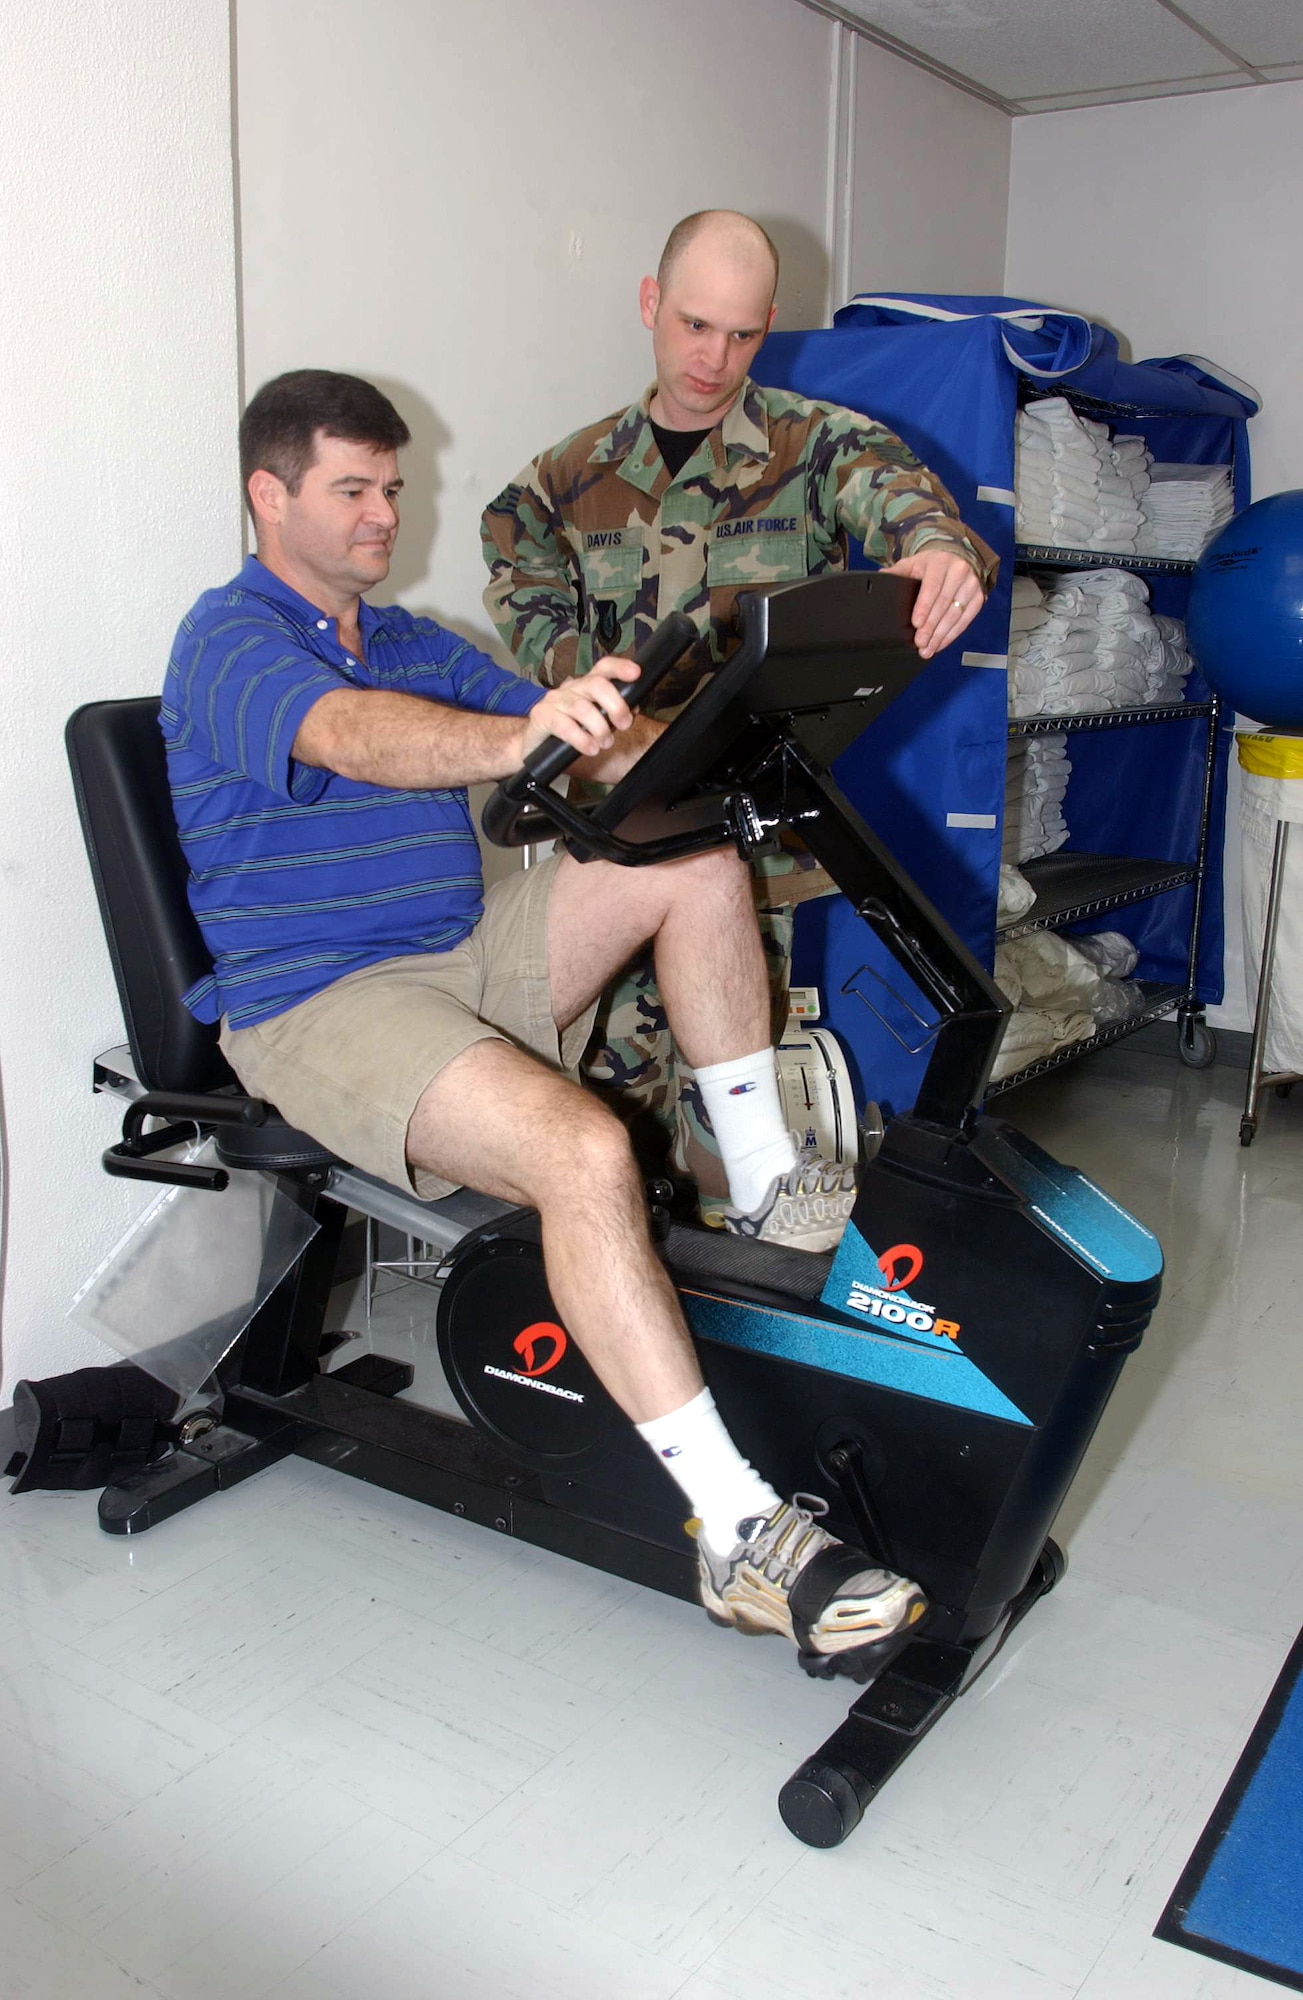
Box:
[656,210,780,298]
[640,210,780,431]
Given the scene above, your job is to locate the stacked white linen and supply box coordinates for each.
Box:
[1137,463,1234,559]
[1015,398,1152,554]
[1004,733,1071,863]
[1148,613,1196,703]
[1016,398,1104,547]
[989,929,1146,1080]
[1009,570,1194,717]
[1006,576,1052,720]
[1105,434,1152,553]
[990,1004,1094,1080]
[991,931,1096,1078]
[1009,572,1115,716]
[1009,573,1048,643]
[1002,752,1023,864]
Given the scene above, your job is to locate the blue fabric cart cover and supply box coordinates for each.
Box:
[753,294,1253,1117]
[838,293,1099,380]
[838,295,1262,420]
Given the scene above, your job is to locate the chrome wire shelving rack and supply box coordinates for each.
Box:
[1015,543,1196,578]
[988,537,1223,1095]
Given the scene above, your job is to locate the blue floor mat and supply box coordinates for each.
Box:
[1156,1627,1303,1990]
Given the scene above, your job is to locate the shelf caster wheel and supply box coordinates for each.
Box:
[1275,1083,1295,1100]
[1036,1537,1067,1595]
[1240,1117,1256,1147]
[778,1760,865,1849]
[1178,1020,1217,1069]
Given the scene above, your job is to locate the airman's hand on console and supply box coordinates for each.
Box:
[882,549,986,660]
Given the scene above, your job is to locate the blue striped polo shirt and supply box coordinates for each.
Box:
[162,556,544,1029]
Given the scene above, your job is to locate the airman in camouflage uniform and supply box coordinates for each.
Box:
[483,380,994,705]
[481,214,995,1204]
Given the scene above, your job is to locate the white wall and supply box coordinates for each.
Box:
[847,34,1010,297]
[1006,83,1303,515]
[1006,80,1303,1031]
[0,1,241,1398]
[236,0,1012,658]
[236,0,837,658]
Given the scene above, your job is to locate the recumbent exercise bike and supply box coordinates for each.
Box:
[66,571,1161,1848]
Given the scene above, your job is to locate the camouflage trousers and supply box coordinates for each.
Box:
[580,906,795,1204]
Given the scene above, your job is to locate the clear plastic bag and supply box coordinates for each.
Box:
[1071,929,1140,979]
[1091,978,1148,1025]
[67,1139,320,1400]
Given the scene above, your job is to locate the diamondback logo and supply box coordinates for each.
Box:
[844,1243,961,1344]
[878,1244,923,1293]
[481,1321,587,1404]
[513,1322,567,1377]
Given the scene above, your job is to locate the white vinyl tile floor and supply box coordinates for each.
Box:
[4,1047,1303,1998]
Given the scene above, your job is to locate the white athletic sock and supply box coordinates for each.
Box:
[635,1387,781,1555]
[695,1048,797,1214]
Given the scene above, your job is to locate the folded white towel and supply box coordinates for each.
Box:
[1007,734,1073,849]
[1016,401,1157,557]
[1138,463,1234,557]
[1008,572,1193,721]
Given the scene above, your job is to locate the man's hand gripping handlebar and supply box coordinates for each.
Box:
[482,614,697,849]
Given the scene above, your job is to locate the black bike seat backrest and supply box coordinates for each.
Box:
[66,700,336,1172]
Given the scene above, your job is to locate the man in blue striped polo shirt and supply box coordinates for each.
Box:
[162,369,928,1672]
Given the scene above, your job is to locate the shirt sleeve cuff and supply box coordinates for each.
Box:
[273,675,342,802]
[901,528,1000,594]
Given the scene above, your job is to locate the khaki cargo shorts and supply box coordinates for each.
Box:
[219,856,597,1199]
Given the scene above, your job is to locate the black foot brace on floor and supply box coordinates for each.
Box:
[5,1364,181,1493]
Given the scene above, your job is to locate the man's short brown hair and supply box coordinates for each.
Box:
[239,370,411,510]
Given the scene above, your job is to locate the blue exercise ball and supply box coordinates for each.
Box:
[1185,490,1303,728]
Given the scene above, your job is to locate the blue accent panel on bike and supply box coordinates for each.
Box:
[681,1287,1031,1426]
[978,1130,1163,1287]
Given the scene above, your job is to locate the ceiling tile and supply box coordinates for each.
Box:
[1166,1,1303,69]
[836,0,1239,99]
[1258,62,1303,80]
[1016,71,1249,112]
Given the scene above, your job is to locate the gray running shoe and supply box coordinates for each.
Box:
[694,1496,927,1676]
[720,1149,856,1253]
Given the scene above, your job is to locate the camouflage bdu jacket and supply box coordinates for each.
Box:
[481,379,995,905]
[482,378,995,687]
